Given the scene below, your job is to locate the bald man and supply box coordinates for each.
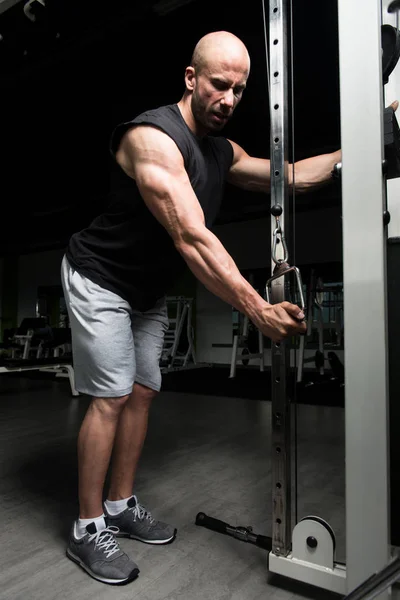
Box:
[61,31,340,584]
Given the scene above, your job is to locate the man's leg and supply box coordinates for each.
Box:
[60,255,140,585]
[78,395,131,518]
[107,383,156,502]
[104,297,177,544]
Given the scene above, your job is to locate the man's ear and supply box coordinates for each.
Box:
[184,66,196,92]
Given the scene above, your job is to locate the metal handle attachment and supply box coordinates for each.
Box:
[265,262,306,313]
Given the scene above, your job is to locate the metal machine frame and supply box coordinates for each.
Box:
[268,0,392,595]
[196,1,397,597]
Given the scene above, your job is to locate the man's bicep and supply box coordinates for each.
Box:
[226,138,271,191]
[225,139,253,186]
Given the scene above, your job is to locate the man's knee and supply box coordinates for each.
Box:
[129,382,158,410]
[91,394,131,419]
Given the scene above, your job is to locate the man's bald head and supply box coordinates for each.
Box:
[178,31,250,136]
[190,31,250,76]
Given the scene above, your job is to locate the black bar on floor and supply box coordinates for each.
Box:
[195,512,272,551]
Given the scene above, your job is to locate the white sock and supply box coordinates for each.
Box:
[75,514,106,538]
[104,496,132,516]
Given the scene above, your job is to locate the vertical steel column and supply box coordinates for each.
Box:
[337,0,391,593]
[384,0,400,552]
[269,0,292,557]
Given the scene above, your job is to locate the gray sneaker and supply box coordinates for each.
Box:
[105,495,177,545]
[66,521,140,585]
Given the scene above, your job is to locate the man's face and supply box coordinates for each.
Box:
[190,58,248,132]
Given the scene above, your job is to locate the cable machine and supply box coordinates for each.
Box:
[195,0,400,597]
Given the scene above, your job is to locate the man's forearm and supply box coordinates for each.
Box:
[228,149,342,195]
[290,149,341,193]
[176,227,266,326]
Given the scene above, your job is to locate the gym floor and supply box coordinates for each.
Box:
[0,371,344,600]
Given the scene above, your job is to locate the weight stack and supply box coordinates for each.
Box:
[388,237,400,546]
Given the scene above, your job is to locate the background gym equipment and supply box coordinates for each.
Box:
[297,271,325,383]
[0,317,72,361]
[0,317,48,359]
[160,296,199,373]
[0,316,76,395]
[0,357,78,396]
[296,272,344,389]
[229,274,265,378]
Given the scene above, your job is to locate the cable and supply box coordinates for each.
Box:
[289,0,298,527]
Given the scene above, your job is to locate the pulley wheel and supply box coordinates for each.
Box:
[298,515,336,553]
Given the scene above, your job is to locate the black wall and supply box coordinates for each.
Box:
[0,0,341,256]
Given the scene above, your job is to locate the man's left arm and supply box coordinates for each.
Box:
[226,138,341,194]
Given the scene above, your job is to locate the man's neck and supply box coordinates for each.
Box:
[177,97,207,138]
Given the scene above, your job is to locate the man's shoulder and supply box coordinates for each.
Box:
[131,103,179,124]
[110,104,178,156]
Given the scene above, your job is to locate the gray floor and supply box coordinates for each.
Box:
[0,372,345,600]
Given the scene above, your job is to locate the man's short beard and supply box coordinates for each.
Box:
[191,91,221,131]
[191,92,206,125]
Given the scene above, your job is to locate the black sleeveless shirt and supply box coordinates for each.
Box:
[66,104,234,311]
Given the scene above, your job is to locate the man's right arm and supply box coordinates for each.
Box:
[116,125,305,342]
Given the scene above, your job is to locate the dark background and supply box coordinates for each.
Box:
[0,0,341,257]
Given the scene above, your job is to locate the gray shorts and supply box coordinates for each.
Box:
[60,255,169,397]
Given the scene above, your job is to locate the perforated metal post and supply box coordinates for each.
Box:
[269,0,292,557]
